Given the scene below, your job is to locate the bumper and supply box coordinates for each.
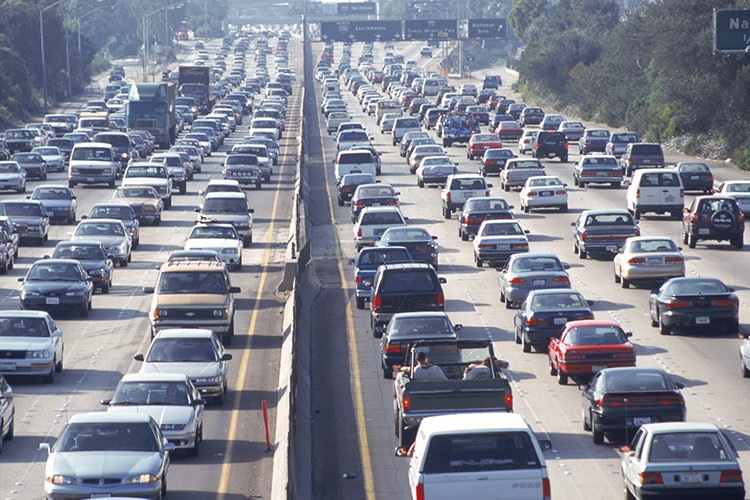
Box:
[558,360,634,376]
[621,266,684,281]
[521,325,565,346]
[163,427,198,450]
[45,481,163,500]
[525,195,567,208]
[193,381,224,399]
[579,175,622,185]
[476,248,526,265]
[580,241,627,254]
[153,320,231,335]
[661,310,738,328]
[592,409,685,434]
[635,486,744,500]
[23,167,45,179]
[21,296,88,311]
[69,174,115,184]
[0,359,55,377]
[0,181,23,190]
[634,203,683,214]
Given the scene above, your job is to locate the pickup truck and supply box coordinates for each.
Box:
[572,209,640,259]
[441,174,492,219]
[500,158,546,192]
[222,154,262,189]
[121,162,173,208]
[400,412,551,500]
[393,339,513,448]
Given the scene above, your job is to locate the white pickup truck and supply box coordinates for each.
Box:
[403,412,551,500]
[440,174,492,219]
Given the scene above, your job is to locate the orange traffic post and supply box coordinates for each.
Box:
[262,399,272,451]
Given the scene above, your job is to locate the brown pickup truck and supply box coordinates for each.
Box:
[572,209,640,259]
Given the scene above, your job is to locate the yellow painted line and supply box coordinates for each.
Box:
[216,88,302,497]
[320,119,376,497]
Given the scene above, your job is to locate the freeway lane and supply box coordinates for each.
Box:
[0,35,302,499]
[308,41,750,499]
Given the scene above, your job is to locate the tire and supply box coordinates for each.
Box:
[726,320,740,336]
[557,362,568,385]
[592,416,605,444]
[521,333,531,353]
[621,277,629,289]
[356,297,365,310]
[733,236,744,250]
[474,254,483,268]
[80,304,89,317]
[624,485,636,500]
[582,409,591,431]
[187,426,201,457]
[101,281,110,294]
[741,357,750,378]
[504,298,512,309]
[514,327,522,345]
[165,196,172,209]
[549,359,558,376]
[687,232,697,249]
[338,198,344,207]
[499,289,505,303]
[41,365,55,383]
[383,365,393,379]
[658,313,671,335]
[121,258,128,268]
[68,181,75,188]
[503,183,510,192]
[560,204,568,213]
[579,249,587,259]
[523,204,529,214]
[443,206,451,220]
[614,271,621,284]
[243,236,251,248]
[417,180,424,188]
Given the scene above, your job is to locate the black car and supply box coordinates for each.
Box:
[489,113,515,133]
[620,142,665,176]
[648,277,739,335]
[18,259,94,316]
[85,203,141,248]
[51,241,114,293]
[457,196,514,241]
[482,75,501,89]
[519,107,544,127]
[336,173,376,207]
[581,367,686,444]
[513,288,594,352]
[673,162,714,193]
[350,183,400,223]
[682,196,744,250]
[375,227,439,269]
[533,131,568,162]
[12,153,47,180]
[379,311,460,379]
[480,148,516,176]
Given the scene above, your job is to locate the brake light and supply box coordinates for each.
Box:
[465,216,482,225]
[526,316,545,325]
[639,472,664,485]
[635,228,641,236]
[504,393,513,411]
[713,299,738,307]
[485,190,491,197]
[508,277,524,284]
[679,188,684,197]
[690,213,698,223]
[357,228,362,237]
[565,350,582,360]
[387,200,398,205]
[385,343,403,353]
[478,243,495,249]
[542,477,551,500]
[628,257,646,265]
[402,396,410,412]
[555,190,567,195]
[635,189,640,199]
[510,242,529,249]
[372,295,381,309]
[526,191,537,196]
[555,276,570,284]
[666,300,690,309]
[445,192,451,202]
[581,231,587,241]
[415,481,424,500]
[720,470,743,483]
[664,256,683,264]
[563,142,568,149]
[355,275,361,285]
[353,201,364,207]
[437,292,444,307]
[581,171,595,177]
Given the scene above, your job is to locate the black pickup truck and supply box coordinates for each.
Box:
[369,263,446,337]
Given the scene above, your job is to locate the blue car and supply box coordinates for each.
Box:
[353,246,412,310]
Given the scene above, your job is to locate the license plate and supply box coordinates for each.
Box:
[0,363,15,371]
[496,244,510,250]
[46,297,60,305]
[695,316,710,324]
[643,159,651,164]
[592,364,606,372]
[690,175,699,180]
[632,417,651,426]
[553,317,567,325]
[647,258,662,265]
[90,494,112,498]
[547,153,556,157]
[665,196,674,202]
[372,203,381,206]
[540,191,553,196]
[680,472,702,484]
[86,177,95,182]
[533,279,546,286]
[606,245,617,251]
[699,228,710,235]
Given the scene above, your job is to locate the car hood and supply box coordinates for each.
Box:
[23,280,86,293]
[7,215,44,224]
[0,337,52,350]
[38,200,74,209]
[120,198,161,208]
[185,238,240,249]
[76,259,110,271]
[155,294,227,306]
[73,235,127,246]
[0,173,22,180]
[108,405,196,426]
[47,451,163,478]
[141,362,221,378]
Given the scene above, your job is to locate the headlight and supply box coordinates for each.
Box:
[90,269,107,278]
[121,153,128,159]
[160,423,186,431]
[212,308,228,318]
[222,248,239,255]
[155,308,168,318]
[47,475,77,485]
[195,375,223,383]
[117,242,128,252]
[126,474,158,484]
[21,290,41,298]
[66,290,87,296]
[27,349,52,359]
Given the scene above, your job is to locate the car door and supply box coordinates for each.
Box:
[621,428,647,493]
[657,172,683,206]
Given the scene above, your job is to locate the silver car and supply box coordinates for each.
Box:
[103,372,205,457]
[28,185,77,224]
[0,375,14,452]
[498,253,571,308]
[0,161,26,193]
[0,310,63,383]
[32,146,65,172]
[71,218,132,266]
[40,412,173,500]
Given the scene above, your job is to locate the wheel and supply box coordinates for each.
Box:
[80,304,89,317]
[514,327,522,345]
[461,230,468,241]
[474,253,483,268]
[687,233,697,249]
[187,426,201,457]
[338,198,344,207]
[521,333,531,353]
[624,485,636,500]
[741,357,750,378]
[523,204,529,213]
[560,204,568,213]
[504,298,512,309]
[41,364,55,383]
[582,409,591,431]
[726,320,740,336]
[733,236,744,250]
[180,185,186,194]
[610,182,619,189]
[443,206,451,220]
[658,312,671,335]
[614,271,621,284]
[579,249,587,259]
[165,196,172,209]
[621,277,629,289]
[592,414,604,444]
[503,182,510,192]
[417,180,424,188]
[121,258,128,268]
[108,179,115,188]
[499,289,505,303]
[101,281,110,294]
[383,364,393,379]
[549,359,558,376]
[68,181,75,188]
[556,362,568,385]
[356,297,365,310]
[243,236,251,248]
[633,209,640,220]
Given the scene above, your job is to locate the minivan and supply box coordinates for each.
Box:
[626,168,684,220]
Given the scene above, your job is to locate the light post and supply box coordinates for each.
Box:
[40,0,65,114]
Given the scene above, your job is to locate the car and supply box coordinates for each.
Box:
[489,113,515,132]
[626,168,684,219]
[581,367,686,445]
[379,113,400,134]
[441,174,493,219]
[479,147,515,176]
[102,372,205,457]
[673,161,714,193]
[326,111,350,135]
[482,75,501,89]
[621,422,746,500]
[517,129,539,154]
[31,146,65,172]
[457,196,514,241]
[121,162,173,209]
[0,200,50,245]
[472,219,530,268]
[465,105,490,125]
[135,328,233,404]
[714,180,750,217]
[648,277,739,335]
[519,175,568,213]
[85,203,140,248]
[400,130,432,157]
[336,128,372,151]
[519,106,544,127]
[0,375,13,452]
[349,183,400,223]
[578,128,611,154]
[111,185,164,226]
[379,311,461,379]
[494,120,524,141]
[620,142,665,176]
[682,195,744,250]
[166,249,224,266]
[573,154,622,188]
[0,216,20,262]
[353,246,413,309]
[613,236,685,288]
[337,173,376,206]
[195,192,254,247]
[416,158,459,189]
[0,224,16,273]
[0,310,64,383]
[39,412,174,500]
[605,130,639,158]
[0,161,26,194]
[533,131,568,162]
[12,152,47,179]
[548,320,635,385]
[498,252,571,308]
[184,223,244,271]
[408,144,447,173]
[419,46,432,57]
[557,120,585,141]
[572,209,640,259]
[170,145,203,173]
[375,226,439,269]
[466,133,502,160]
[51,240,114,293]
[18,258,93,317]
[71,218,132,267]
[27,185,77,224]
[353,206,407,251]
[539,114,564,131]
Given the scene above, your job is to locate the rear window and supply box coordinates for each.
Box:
[639,172,679,187]
[360,211,403,225]
[632,144,663,155]
[423,432,540,474]
[395,118,420,128]
[71,147,112,161]
[379,270,438,292]
[451,178,486,190]
[338,152,374,164]
[356,249,410,266]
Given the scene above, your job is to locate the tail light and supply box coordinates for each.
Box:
[564,350,582,361]
[477,243,495,249]
[385,343,403,354]
[666,299,690,309]
[635,189,640,199]
[639,472,664,485]
[357,228,362,237]
[527,191,537,196]
[555,276,570,284]
[504,393,513,411]
[355,275,361,285]
[387,200,398,206]
[372,295,381,310]
[713,299,739,307]
[665,256,683,264]
[563,143,568,149]
[485,190,491,197]
[542,477,551,500]
[679,188,684,197]
[402,396,410,412]
[508,277,524,284]
[415,481,424,500]
[445,192,451,202]
[690,213,698,223]
[555,190,567,195]
[353,201,364,208]
[628,257,646,265]
[720,470,743,483]
[581,231,588,241]
[526,316,545,326]
[437,292,444,307]
[635,228,641,236]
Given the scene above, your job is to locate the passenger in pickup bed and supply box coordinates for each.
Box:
[413,351,447,381]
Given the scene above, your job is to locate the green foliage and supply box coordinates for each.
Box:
[508,0,547,40]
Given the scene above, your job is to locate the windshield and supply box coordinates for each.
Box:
[190,226,239,239]
[126,166,164,178]
[56,422,158,452]
[0,164,20,174]
[26,262,82,281]
[75,222,125,237]
[90,206,133,220]
[112,381,191,406]
[53,244,106,260]
[71,147,111,161]
[33,188,72,200]
[146,337,218,362]
[115,187,158,199]
[1,202,42,216]
[157,271,228,294]
[0,317,48,337]
[202,198,248,213]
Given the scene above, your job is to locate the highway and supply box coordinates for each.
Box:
[305,40,750,500]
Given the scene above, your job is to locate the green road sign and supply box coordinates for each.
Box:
[714,9,750,54]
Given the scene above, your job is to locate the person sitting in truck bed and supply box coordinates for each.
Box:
[413,351,447,381]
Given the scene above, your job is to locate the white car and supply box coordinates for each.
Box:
[184,223,244,271]
[518,129,539,154]
[472,219,530,268]
[31,147,65,172]
[519,175,568,213]
[380,113,400,134]
[0,310,63,383]
[714,180,750,217]
[353,206,407,251]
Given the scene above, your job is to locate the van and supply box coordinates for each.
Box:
[626,168,684,219]
[68,142,118,188]
[375,99,400,124]
[619,142,664,176]
[333,149,377,182]
[420,79,441,96]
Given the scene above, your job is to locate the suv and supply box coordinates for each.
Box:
[143,260,241,344]
[441,174,492,219]
[482,75,501,89]
[619,142,665,176]
[392,116,421,145]
[533,131,568,162]
[682,196,744,250]
[195,192,254,247]
[519,107,544,127]
[369,263,446,337]
[121,162,173,209]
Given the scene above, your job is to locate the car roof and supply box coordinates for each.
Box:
[641,422,719,433]
[579,208,632,216]
[0,310,52,320]
[420,412,531,435]
[203,192,247,200]
[119,372,191,383]
[391,311,450,320]
[68,412,152,424]
[153,328,217,339]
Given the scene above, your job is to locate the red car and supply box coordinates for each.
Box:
[466,133,502,160]
[495,121,524,141]
[548,320,635,385]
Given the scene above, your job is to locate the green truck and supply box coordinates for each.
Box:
[393,339,513,448]
[126,82,176,149]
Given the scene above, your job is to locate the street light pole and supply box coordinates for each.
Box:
[40,0,65,114]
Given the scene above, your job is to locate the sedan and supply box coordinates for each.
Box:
[473,220,529,268]
[39,412,173,500]
[581,367,686,445]
[621,422,745,500]
[12,152,46,179]
[27,185,77,224]
[648,277,739,335]
[31,146,65,172]
[337,173,376,206]
[379,311,461,379]
[111,185,164,225]
[673,161,714,193]
[495,121,523,141]
[350,183,400,223]
[71,218,132,267]
[519,175,568,213]
[518,129,539,154]
[51,240,114,293]
[375,227,439,269]
[408,145,447,173]
[548,319,634,385]
[498,252,570,308]
[0,310,64,383]
[466,133,502,160]
[102,372,205,457]
[0,161,26,193]
[572,209,640,259]
[184,223,243,271]
[513,288,594,353]
[613,236,685,288]
[479,147,515,176]
[557,120,585,141]
[458,196,514,241]
[715,180,750,217]
[135,328,233,404]
[86,203,141,248]
[18,259,93,317]
[416,160,459,189]
[0,375,13,452]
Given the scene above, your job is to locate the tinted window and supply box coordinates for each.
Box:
[423,432,540,474]
[379,270,438,292]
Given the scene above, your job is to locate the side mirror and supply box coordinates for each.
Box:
[81,215,88,219]
[194,208,200,213]
[675,381,685,389]
[229,286,241,293]
[570,222,576,226]
[453,324,463,331]
[438,277,447,284]
[248,209,255,214]
[431,235,438,240]
[586,300,594,306]
[625,332,633,338]
[143,286,155,294]
[194,398,207,406]
[100,399,111,406]
[394,446,410,457]
[133,353,145,361]
[221,353,233,361]
[486,183,493,188]
[38,442,51,454]
[562,263,570,269]
[538,439,553,451]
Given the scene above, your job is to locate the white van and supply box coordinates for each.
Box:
[420,79,441,96]
[68,142,118,188]
[333,149,377,183]
[626,168,684,219]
